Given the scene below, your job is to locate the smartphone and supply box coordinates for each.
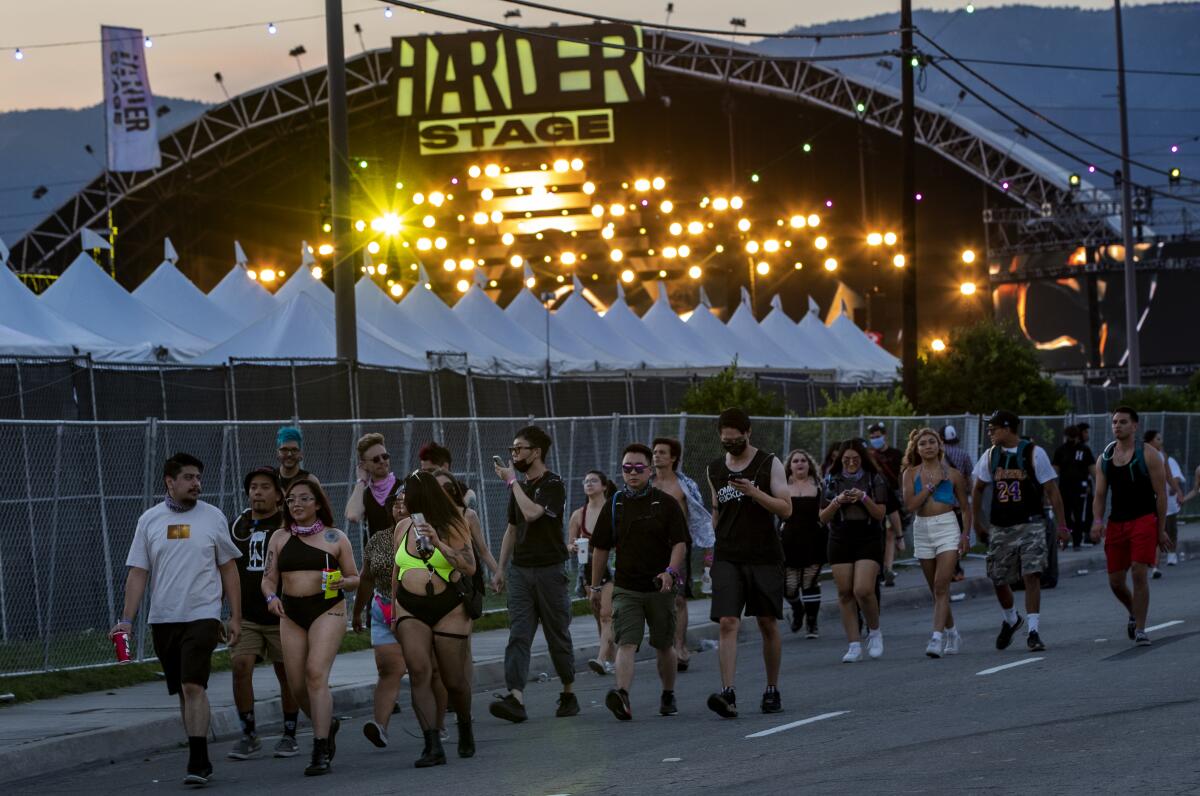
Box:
[411,512,426,527]
[492,455,505,467]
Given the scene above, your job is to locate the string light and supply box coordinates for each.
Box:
[571,158,585,171]
[807,214,820,227]
[687,221,704,235]
[144,36,153,49]
[823,258,838,271]
[961,249,977,264]
[688,265,703,279]
[737,218,752,232]
[893,254,906,267]
[678,244,690,257]
[311,265,324,279]
[317,243,333,256]
[267,22,277,34]
[960,281,977,295]
[456,279,469,293]
[867,232,883,246]
[931,338,947,352]
[756,261,770,275]
[712,198,730,211]
[484,164,501,177]
[814,236,828,250]
[883,231,898,246]
[789,215,806,229]
[509,254,523,267]
[745,241,760,254]
[390,284,403,297]
[620,269,635,283]
[367,241,380,255]
[610,249,624,262]
[14,49,24,61]
[730,196,744,210]
[652,176,666,190]
[660,200,674,213]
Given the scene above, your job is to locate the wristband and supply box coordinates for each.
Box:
[664,567,680,582]
[590,585,603,593]
[506,477,517,486]
[265,593,278,604]
[119,617,133,625]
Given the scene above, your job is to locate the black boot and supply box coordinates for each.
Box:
[304,738,331,776]
[415,729,447,768]
[787,600,803,633]
[457,719,475,759]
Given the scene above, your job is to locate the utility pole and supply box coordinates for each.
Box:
[900,0,918,402]
[326,0,357,361]
[1113,0,1141,385]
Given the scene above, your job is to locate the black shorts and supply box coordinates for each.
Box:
[828,522,884,566]
[709,560,784,621]
[151,619,222,696]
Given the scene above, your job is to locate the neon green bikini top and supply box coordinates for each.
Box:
[394,528,455,582]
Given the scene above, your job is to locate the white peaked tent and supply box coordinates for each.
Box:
[398,265,541,373]
[273,263,332,306]
[0,322,77,357]
[684,289,772,368]
[504,286,626,369]
[797,300,880,378]
[597,282,689,369]
[760,295,843,373]
[133,242,242,341]
[0,256,154,359]
[726,288,809,369]
[40,253,209,358]
[208,244,277,322]
[192,291,429,369]
[452,273,594,372]
[555,277,674,368]
[828,312,901,373]
[354,277,458,365]
[643,279,724,367]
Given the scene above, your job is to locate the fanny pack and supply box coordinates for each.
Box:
[373,593,393,627]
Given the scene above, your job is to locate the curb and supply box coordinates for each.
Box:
[4,539,1195,785]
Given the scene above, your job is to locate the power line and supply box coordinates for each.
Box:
[494,0,905,40]
[919,32,1196,185]
[940,55,1200,79]
[380,0,896,64]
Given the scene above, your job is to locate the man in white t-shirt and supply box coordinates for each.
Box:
[110,452,242,787]
[1144,430,1186,571]
[971,411,1068,653]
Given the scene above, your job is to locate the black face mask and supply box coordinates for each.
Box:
[513,458,533,474]
[722,439,748,455]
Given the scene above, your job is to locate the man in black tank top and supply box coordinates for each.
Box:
[1090,407,1169,646]
[704,408,792,719]
[275,426,321,493]
[971,411,1068,653]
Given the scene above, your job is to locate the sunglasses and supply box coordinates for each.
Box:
[622,463,649,474]
[370,452,390,464]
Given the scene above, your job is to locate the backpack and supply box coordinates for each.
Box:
[1099,441,1148,480]
[608,488,668,548]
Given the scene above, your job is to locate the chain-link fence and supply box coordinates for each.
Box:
[3,410,1198,676]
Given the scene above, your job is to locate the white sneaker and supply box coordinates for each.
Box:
[925,634,945,659]
[944,629,962,655]
[1167,553,1178,566]
[603,661,615,675]
[842,643,863,663]
[866,630,884,659]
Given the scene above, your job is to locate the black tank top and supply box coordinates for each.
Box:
[780,494,822,563]
[708,449,783,565]
[277,533,332,573]
[363,479,403,537]
[1108,454,1158,522]
[279,468,311,492]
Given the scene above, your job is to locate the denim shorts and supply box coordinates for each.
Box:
[370,594,398,647]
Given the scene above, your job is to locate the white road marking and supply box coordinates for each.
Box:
[744,710,849,738]
[1144,620,1184,633]
[975,657,1044,676]
[662,758,682,762]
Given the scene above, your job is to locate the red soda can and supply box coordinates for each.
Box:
[111,630,132,664]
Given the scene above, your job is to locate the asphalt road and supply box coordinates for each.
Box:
[33,563,1200,795]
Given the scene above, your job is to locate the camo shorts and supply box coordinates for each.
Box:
[985,522,1047,584]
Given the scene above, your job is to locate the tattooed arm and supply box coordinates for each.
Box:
[261,530,286,618]
[435,530,477,577]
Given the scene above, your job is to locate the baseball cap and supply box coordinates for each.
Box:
[942,424,958,441]
[243,466,282,495]
[986,410,1021,431]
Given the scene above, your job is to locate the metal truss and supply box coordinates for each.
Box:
[643,32,1100,229]
[8,49,394,273]
[989,254,1200,284]
[11,31,1112,274]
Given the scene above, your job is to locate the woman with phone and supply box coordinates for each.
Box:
[260,478,359,775]
[818,440,888,663]
[902,428,971,659]
[567,470,617,675]
[390,471,478,768]
[353,491,409,749]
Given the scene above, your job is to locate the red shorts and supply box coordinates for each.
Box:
[1104,514,1158,573]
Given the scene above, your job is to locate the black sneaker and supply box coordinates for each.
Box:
[706,689,738,719]
[659,691,678,716]
[1152,568,1163,579]
[1027,631,1046,652]
[995,616,1024,650]
[1127,616,1137,640]
[555,691,580,718]
[488,693,528,723]
[789,612,803,633]
[605,688,632,721]
[761,689,782,714]
[884,570,896,587]
[184,765,213,786]
[1134,631,1152,647]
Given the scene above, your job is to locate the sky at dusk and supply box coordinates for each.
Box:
[0,1,1188,111]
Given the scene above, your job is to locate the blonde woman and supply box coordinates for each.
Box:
[902,428,971,659]
[781,450,826,638]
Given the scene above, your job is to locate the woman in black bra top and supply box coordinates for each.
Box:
[261,478,359,776]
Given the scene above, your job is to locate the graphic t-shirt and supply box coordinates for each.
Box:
[230,510,283,625]
[126,500,241,624]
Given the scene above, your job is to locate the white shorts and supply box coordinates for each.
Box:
[913,512,962,559]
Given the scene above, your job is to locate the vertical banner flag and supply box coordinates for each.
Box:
[101,26,160,172]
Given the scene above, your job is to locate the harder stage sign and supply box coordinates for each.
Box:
[392,24,643,155]
[418,109,614,155]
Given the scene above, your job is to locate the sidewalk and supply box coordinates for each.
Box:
[2,528,1195,784]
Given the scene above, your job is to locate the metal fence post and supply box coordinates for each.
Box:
[20,421,45,641]
[608,412,621,475]
[92,422,117,626]
[43,424,64,668]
